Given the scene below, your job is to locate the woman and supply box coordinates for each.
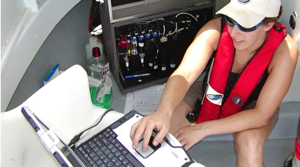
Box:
[130,0,298,166]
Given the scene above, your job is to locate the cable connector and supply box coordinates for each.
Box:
[68,133,83,147]
[67,109,114,146]
[160,36,168,43]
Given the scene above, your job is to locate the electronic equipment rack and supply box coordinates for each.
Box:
[99,0,216,93]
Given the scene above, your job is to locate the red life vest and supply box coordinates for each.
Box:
[196,22,286,124]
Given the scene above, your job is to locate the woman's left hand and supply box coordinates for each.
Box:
[174,123,206,150]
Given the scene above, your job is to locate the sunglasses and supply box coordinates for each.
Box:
[225,16,265,32]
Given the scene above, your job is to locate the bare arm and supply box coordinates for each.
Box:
[175,34,299,150]
[130,17,222,151]
[157,17,222,119]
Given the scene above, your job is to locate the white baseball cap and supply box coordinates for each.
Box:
[216,0,281,28]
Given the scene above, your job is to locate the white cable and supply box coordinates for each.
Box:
[164,12,198,37]
[175,12,198,22]
[166,23,178,36]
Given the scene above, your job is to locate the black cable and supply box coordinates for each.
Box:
[68,108,114,147]
[32,109,114,167]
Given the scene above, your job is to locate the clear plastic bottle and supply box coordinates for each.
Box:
[138,34,145,67]
[131,36,138,56]
[85,36,104,60]
[87,47,106,81]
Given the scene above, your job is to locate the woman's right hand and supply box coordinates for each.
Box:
[130,110,171,152]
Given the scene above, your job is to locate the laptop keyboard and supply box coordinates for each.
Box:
[77,128,143,167]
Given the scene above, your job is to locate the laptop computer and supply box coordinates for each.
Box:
[21,106,194,167]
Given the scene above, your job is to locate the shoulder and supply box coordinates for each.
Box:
[269,34,298,72]
[195,17,222,36]
[282,34,298,54]
[275,34,298,61]
[193,17,223,50]
[203,17,222,30]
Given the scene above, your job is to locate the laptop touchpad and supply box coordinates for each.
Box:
[135,135,161,158]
